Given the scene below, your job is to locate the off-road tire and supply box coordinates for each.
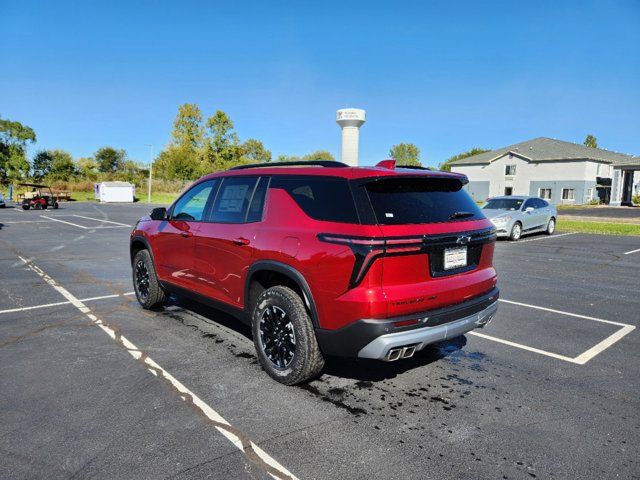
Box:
[545,217,556,235]
[252,286,324,385]
[132,249,166,309]
[509,221,522,241]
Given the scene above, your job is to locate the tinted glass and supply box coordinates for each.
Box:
[246,177,269,223]
[523,199,535,210]
[272,176,358,223]
[483,198,524,211]
[366,178,483,225]
[171,180,216,221]
[210,177,258,223]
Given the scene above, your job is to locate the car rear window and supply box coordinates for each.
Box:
[272,176,359,223]
[364,177,483,225]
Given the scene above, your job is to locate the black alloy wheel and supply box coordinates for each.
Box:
[259,305,296,369]
[132,249,167,309]
[135,259,150,302]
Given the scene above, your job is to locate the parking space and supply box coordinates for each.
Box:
[1,202,638,479]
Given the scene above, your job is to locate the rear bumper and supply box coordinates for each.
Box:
[315,287,499,359]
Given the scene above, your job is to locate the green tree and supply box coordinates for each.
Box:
[241,138,271,163]
[389,143,421,167]
[0,117,36,181]
[32,150,54,180]
[170,103,204,150]
[154,146,202,180]
[439,147,490,172]
[274,150,335,163]
[49,150,77,181]
[76,157,99,180]
[202,110,243,171]
[584,134,598,148]
[302,150,334,161]
[95,146,126,173]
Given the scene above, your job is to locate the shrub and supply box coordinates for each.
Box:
[632,194,640,206]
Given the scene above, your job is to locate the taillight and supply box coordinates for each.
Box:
[318,234,423,288]
[318,228,497,289]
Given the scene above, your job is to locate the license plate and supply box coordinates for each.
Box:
[444,246,467,270]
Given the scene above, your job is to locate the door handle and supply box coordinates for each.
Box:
[232,237,250,246]
[180,231,193,238]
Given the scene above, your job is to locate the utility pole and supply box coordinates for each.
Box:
[145,144,153,203]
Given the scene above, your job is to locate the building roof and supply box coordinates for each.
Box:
[613,156,640,168]
[450,137,636,166]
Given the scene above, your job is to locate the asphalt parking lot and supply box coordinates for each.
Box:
[1,202,638,479]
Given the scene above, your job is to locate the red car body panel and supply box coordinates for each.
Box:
[131,164,498,356]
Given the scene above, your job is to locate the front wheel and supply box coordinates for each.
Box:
[252,286,324,385]
[545,217,556,235]
[132,249,166,309]
[509,222,522,241]
[22,205,30,210]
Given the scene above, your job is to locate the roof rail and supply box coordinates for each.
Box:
[229,160,349,170]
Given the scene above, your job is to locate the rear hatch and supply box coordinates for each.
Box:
[354,174,497,317]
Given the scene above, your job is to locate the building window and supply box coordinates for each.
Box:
[505,165,517,176]
[539,188,552,199]
[504,187,513,196]
[562,188,575,200]
[586,188,593,200]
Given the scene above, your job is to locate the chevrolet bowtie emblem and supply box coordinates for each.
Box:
[456,235,472,245]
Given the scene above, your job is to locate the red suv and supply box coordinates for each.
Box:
[130,160,498,385]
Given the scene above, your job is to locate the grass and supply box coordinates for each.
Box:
[62,190,179,205]
[559,219,640,236]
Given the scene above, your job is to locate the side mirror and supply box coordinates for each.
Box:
[525,206,534,213]
[150,207,167,220]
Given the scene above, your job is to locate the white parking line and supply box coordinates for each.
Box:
[73,214,131,227]
[39,215,130,230]
[40,215,89,229]
[0,292,135,315]
[17,255,297,480]
[623,247,640,255]
[514,232,576,243]
[469,298,635,364]
[497,298,626,327]
[0,220,52,224]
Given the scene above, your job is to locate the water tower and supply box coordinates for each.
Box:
[336,108,366,166]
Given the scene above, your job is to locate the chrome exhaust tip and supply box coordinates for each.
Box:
[401,345,416,359]
[385,348,402,361]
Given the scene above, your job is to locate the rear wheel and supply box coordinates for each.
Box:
[509,221,522,241]
[545,217,556,235]
[252,286,324,385]
[53,202,59,209]
[132,249,166,309]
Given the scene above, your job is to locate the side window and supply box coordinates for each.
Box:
[246,177,269,223]
[535,199,547,208]
[171,180,217,222]
[523,199,535,210]
[210,176,258,223]
[272,176,359,223]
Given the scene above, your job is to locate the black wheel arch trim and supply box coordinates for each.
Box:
[130,235,155,266]
[245,260,320,328]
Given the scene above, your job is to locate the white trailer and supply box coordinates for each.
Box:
[94,182,135,203]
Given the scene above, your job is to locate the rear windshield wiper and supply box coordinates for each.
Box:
[448,211,475,220]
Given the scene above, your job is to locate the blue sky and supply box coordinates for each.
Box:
[1,0,639,167]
